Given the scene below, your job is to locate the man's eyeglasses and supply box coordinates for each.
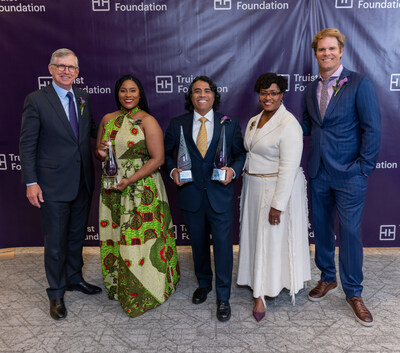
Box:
[259,90,282,97]
[52,64,78,73]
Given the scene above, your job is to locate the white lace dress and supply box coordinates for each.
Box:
[237,105,311,302]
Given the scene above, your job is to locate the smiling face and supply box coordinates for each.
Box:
[191,80,215,116]
[48,54,79,90]
[118,80,140,110]
[258,83,283,116]
[315,36,343,79]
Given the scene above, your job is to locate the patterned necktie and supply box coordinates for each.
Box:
[319,78,330,120]
[67,92,79,139]
[196,117,207,157]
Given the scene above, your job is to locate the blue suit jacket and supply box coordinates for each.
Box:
[302,67,381,179]
[164,111,245,213]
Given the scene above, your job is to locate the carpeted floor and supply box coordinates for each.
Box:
[0,245,399,352]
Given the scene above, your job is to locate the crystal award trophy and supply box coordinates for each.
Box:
[211,125,227,181]
[103,133,119,189]
[177,125,193,182]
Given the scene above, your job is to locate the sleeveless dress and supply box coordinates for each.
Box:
[99,107,179,318]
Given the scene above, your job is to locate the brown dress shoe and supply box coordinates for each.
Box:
[346,297,374,327]
[308,280,338,302]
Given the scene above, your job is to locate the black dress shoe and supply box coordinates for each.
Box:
[192,285,212,304]
[67,280,102,295]
[216,300,231,322]
[50,298,67,320]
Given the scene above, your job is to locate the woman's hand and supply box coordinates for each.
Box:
[96,140,109,160]
[268,207,282,225]
[114,178,131,191]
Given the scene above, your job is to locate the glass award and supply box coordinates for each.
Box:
[211,125,227,181]
[103,133,119,189]
[177,125,193,182]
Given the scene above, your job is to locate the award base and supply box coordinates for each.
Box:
[103,175,119,190]
[211,168,226,181]
[179,170,193,183]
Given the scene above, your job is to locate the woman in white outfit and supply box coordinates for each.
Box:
[237,73,311,322]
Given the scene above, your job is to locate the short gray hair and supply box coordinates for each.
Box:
[49,48,79,67]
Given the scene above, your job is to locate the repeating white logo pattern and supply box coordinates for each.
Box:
[379,225,396,241]
[214,0,232,10]
[278,74,291,92]
[390,74,400,91]
[38,76,52,89]
[0,154,7,170]
[92,0,110,11]
[336,0,353,8]
[155,76,173,93]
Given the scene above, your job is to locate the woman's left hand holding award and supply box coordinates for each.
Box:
[177,125,193,183]
[103,132,119,189]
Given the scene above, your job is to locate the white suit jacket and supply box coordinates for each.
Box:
[244,104,303,211]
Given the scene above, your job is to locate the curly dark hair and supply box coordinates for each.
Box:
[184,76,221,112]
[114,74,150,113]
[254,73,288,93]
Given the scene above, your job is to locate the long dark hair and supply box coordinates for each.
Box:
[184,75,221,112]
[114,74,150,113]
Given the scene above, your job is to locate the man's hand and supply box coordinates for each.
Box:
[172,168,188,187]
[27,184,44,208]
[218,167,234,185]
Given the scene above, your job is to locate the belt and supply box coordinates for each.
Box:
[244,170,278,177]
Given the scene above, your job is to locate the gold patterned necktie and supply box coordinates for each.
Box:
[196,117,207,157]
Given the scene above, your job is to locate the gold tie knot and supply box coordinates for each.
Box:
[196,117,208,157]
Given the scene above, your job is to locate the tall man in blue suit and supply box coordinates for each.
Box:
[20,49,101,320]
[164,76,245,321]
[302,29,381,326]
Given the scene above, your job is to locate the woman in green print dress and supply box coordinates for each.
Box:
[96,74,179,317]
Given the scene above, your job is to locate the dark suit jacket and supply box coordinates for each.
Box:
[164,111,245,213]
[20,84,97,201]
[302,67,381,179]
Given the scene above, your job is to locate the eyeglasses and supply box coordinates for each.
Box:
[52,64,78,73]
[259,90,282,97]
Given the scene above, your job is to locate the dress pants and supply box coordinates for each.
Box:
[40,175,91,300]
[310,164,368,298]
[183,192,234,301]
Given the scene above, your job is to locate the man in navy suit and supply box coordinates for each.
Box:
[302,29,381,326]
[20,49,101,320]
[164,76,245,321]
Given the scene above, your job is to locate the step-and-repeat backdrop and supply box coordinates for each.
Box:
[1,0,399,248]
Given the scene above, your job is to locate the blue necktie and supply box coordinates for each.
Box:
[67,92,79,139]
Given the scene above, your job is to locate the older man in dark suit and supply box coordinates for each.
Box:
[20,48,101,320]
[164,76,245,321]
[302,29,381,326]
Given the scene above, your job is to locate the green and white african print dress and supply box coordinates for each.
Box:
[99,108,179,318]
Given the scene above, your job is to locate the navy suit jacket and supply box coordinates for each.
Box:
[164,111,245,213]
[20,84,97,201]
[302,67,381,179]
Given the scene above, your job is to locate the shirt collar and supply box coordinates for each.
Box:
[194,109,214,122]
[319,64,343,82]
[52,81,74,99]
